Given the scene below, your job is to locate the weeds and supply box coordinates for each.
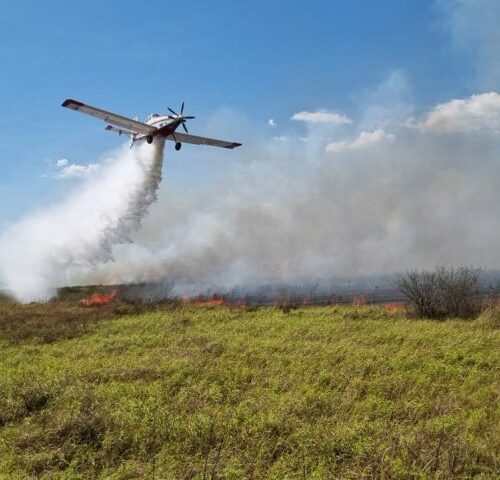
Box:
[0,381,53,427]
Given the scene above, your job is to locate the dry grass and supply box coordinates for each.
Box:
[0,298,109,345]
[0,289,180,345]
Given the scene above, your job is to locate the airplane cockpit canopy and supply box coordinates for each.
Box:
[145,113,160,123]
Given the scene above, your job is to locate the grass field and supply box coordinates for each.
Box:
[0,295,499,479]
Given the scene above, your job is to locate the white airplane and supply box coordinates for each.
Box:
[61,99,242,151]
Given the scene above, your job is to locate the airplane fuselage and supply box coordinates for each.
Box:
[131,114,184,144]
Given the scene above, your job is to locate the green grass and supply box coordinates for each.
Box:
[0,298,499,479]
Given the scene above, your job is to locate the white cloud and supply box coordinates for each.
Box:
[56,158,69,167]
[292,110,352,125]
[418,92,500,134]
[268,118,276,127]
[55,161,101,179]
[325,129,395,153]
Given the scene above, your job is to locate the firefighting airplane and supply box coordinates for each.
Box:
[61,99,242,151]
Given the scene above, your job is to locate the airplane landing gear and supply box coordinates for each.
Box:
[146,135,153,144]
[175,142,182,151]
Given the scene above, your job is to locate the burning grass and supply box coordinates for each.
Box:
[0,288,173,345]
[0,299,498,479]
[181,294,228,308]
[81,289,117,307]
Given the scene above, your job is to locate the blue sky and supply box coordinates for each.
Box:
[0,0,489,224]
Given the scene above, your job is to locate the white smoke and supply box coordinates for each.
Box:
[3,88,500,302]
[0,140,164,302]
[65,91,500,297]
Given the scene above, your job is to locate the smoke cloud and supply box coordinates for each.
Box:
[2,88,500,302]
[0,141,164,301]
[61,91,500,298]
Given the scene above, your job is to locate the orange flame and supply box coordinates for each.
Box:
[181,294,225,307]
[181,294,246,308]
[81,290,117,307]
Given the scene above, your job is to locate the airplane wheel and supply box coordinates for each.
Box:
[175,142,182,151]
[146,135,153,144]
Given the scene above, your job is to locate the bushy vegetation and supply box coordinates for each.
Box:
[396,265,482,319]
[0,298,499,479]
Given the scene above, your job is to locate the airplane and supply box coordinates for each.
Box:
[61,99,242,151]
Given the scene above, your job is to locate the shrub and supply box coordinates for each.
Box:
[396,265,482,319]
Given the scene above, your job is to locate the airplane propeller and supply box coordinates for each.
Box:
[167,102,195,133]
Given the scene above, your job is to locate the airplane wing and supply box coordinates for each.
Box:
[104,125,135,138]
[166,132,242,149]
[62,99,156,135]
